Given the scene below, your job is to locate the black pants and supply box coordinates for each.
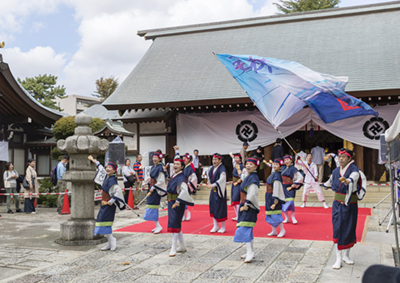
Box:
[124,181,133,203]
[195,168,202,184]
[24,198,36,213]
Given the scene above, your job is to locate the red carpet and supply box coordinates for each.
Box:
[115,205,371,242]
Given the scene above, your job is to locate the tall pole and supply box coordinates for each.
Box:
[388,141,400,266]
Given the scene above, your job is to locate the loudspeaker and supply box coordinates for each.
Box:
[379,134,400,163]
[105,137,126,167]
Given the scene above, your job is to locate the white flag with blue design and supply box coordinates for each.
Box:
[216,54,378,128]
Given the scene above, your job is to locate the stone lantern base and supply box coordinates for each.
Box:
[55,219,106,246]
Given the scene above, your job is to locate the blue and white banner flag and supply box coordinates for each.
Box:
[216,54,378,128]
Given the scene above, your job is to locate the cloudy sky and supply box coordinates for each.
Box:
[0,0,393,97]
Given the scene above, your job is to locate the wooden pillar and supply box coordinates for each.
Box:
[353,144,364,173]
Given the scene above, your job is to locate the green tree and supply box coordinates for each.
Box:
[18,74,66,111]
[53,116,105,141]
[274,0,340,14]
[92,76,119,101]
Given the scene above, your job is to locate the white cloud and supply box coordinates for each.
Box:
[1,0,278,96]
[0,0,61,33]
[1,46,66,80]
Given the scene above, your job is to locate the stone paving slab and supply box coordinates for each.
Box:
[0,202,398,283]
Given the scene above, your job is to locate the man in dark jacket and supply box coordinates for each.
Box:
[272,138,285,160]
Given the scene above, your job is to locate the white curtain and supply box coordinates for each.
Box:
[0,141,9,162]
[176,104,399,155]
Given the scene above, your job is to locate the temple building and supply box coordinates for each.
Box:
[103,2,400,181]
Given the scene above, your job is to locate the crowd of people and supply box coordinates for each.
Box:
[86,142,362,270]
[1,140,362,269]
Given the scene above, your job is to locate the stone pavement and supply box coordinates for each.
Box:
[0,199,397,283]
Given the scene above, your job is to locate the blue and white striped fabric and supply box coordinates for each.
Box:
[216,54,378,128]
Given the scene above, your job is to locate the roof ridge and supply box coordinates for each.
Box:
[138,1,400,40]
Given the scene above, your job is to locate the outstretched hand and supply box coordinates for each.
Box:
[240,204,249,212]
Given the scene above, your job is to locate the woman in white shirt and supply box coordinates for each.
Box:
[3,162,21,214]
[122,159,135,204]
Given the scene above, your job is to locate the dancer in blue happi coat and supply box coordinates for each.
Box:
[281,155,303,224]
[182,152,197,221]
[167,157,194,257]
[173,146,198,221]
[143,151,167,234]
[88,156,126,251]
[206,153,228,233]
[324,148,362,270]
[233,157,260,263]
[265,159,286,237]
[229,152,245,221]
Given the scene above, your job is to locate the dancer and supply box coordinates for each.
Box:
[207,153,228,233]
[281,155,304,224]
[229,152,245,221]
[174,146,197,221]
[324,148,360,269]
[233,157,260,263]
[296,153,329,209]
[142,151,167,234]
[167,158,195,257]
[89,156,126,251]
[265,159,286,237]
[182,153,197,221]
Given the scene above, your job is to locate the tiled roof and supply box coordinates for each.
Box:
[103,1,400,110]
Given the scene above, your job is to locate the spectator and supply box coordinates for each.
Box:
[272,138,285,161]
[296,153,328,209]
[57,155,69,214]
[24,158,39,213]
[192,149,202,184]
[240,142,249,164]
[311,144,325,183]
[133,154,144,205]
[122,159,136,207]
[3,162,21,214]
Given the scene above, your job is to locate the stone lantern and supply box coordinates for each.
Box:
[55,113,109,245]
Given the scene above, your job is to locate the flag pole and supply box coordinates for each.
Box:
[276,128,318,181]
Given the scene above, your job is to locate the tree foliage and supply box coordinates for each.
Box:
[274,0,340,14]
[92,76,119,101]
[53,116,105,141]
[18,74,66,111]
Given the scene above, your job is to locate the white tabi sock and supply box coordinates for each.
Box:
[186,209,191,221]
[217,221,226,233]
[232,205,239,220]
[291,212,298,224]
[177,231,187,252]
[110,234,117,251]
[242,239,256,259]
[323,201,329,209]
[210,218,219,233]
[244,242,254,263]
[169,233,178,257]
[153,221,163,234]
[343,248,354,265]
[283,211,289,223]
[332,244,342,269]
[277,223,286,238]
[267,226,277,236]
[182,211,186,222]
[101,234,113,251]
